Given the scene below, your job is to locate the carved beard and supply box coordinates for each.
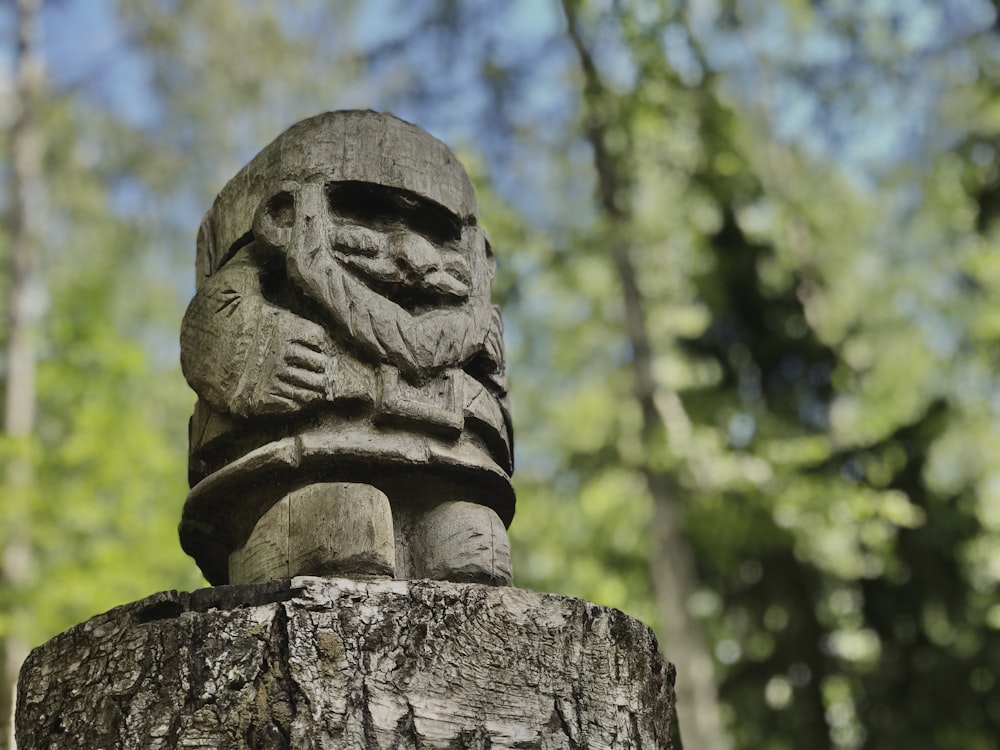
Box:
[271,182,493,381]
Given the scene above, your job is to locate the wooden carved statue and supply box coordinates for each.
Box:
[178,111,514,587]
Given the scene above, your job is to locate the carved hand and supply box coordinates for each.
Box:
[181,245,335,419]
[235,309,332,416]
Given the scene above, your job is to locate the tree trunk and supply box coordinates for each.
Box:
[560,3,729,748]
[16,577,675,749]
[2,1,44,747]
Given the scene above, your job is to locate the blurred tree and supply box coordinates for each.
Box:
[5,2,1000,749]
[559,1,728,747]
[1,1,43,745]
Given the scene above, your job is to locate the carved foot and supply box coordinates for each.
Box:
[229,482,396,584]
[412,501,512,586]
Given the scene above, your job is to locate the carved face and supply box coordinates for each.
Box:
[253,178,494,379]
[325,182,473,314]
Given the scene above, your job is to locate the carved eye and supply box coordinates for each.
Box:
[328,181,461,244]
[267,191,296,228]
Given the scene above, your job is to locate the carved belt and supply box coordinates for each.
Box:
[189,359,505,472]
[325,356,462,437]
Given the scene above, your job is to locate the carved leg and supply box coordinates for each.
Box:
[229,482,396,584]
[410,501,512,586]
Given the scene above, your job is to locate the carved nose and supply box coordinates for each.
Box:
[393,233,440,277]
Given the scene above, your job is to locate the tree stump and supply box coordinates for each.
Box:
[16,577,674,749]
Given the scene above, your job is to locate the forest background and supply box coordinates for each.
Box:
[2,1,1000,749]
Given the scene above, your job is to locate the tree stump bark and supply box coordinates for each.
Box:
[16,577,674,749]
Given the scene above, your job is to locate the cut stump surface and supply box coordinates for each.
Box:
[17,577,674,749]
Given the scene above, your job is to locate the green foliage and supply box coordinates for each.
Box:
[495,1,1000,747]
[1,92,204,645]
[4,1,1000,748]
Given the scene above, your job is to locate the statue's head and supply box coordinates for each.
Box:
[199,111,497,377]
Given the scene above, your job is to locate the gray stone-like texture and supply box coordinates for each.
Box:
[16,577,674,749]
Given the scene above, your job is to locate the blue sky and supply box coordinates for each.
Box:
[2,0,992,185]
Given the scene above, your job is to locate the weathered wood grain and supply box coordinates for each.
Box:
[230,483,397,584]
[17,578,674,749]
[179,111,515,586]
